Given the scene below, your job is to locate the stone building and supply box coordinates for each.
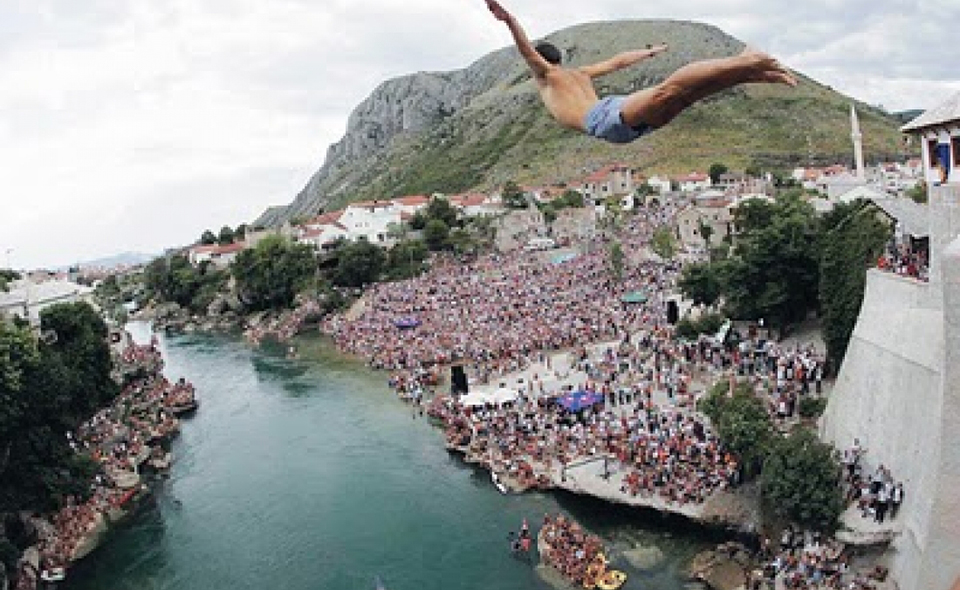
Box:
[821,92,960,590]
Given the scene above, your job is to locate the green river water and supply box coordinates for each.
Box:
[63,322,722,590]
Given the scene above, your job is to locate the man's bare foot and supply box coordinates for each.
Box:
[740,47,798,87]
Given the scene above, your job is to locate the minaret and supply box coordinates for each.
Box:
[850,104,866,181]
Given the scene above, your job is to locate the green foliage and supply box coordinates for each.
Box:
[200,230,217,245]
[556,190,585,208]
[541,204,558,224]
[385,239,428,280]
[608,241,625,282]
[423,196,461,228]
[218,225,236,245]
[143,255,228,313]
[501,180,528,209]
[699,380,772,478]
[798,396,827,419]
[762,430,845,531]
[232,236,317,310]
[720,194,820,334]
[906,182,927,204]
[709,163,728,184]
[650,227,677,259]
[0,269,20,292]
[332,238,386,288]
[675,312,725,340]
[698,219,715,246]
[423,219,451,251]
[0,304,117,512]
[818,200,891,369]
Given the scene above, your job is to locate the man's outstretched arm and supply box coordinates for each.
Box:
[579,45,668,79]
[485,0,551,79]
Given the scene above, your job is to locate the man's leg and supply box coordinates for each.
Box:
[620,48,797,129]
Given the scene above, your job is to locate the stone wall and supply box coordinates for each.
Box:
[821,232,960,589]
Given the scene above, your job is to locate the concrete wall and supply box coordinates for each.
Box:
[822,241,960,589]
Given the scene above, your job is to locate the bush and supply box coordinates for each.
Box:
[762,430,845,532]
[699,380,772,479]
[798,396,827,419]
[675,313,725,340]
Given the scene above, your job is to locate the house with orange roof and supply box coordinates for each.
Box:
[676,172,711,193]
[449,192,499,217]
[577,164,634,203]
[392,194,431,215]
[187,241,246,268]
[675,193,734,250]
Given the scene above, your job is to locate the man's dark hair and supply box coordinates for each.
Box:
[535,42,562,65]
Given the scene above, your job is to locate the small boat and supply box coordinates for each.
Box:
[40,567,66,582]
[595,570,627,590]
[491,471,508,494]
[374,575,386,589]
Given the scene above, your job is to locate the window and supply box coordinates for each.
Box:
[929,139,939,169]
[953,136,960,168]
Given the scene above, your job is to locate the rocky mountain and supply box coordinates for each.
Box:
[255,19,910,228]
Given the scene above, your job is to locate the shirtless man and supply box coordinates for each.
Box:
[485,0,797,144]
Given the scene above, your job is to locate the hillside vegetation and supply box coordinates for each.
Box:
[256,19,909,227]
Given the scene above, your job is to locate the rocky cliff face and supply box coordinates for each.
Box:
[255,19,909,228]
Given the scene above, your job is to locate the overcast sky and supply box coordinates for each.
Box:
[1,0,958,270]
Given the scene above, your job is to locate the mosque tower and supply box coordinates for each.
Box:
[850,104,866,181]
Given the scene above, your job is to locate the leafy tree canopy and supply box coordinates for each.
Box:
[200,230,217,245]
[218,225,235,245]
[423,219,451,251]
[650,227,677,260]
[709,162,729,184]
[762,429,845,532]
[333,238,386,288]
[501,180,528,209]
[232,236,316,310]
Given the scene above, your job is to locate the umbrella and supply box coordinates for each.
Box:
[394,317,420,329]
[557,390,604,412]
[621,291,648,304]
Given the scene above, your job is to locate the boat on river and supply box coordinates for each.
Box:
[491,471,508,494]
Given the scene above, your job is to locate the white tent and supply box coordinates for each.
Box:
[459,387,519,408]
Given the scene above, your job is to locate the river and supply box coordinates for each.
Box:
[63,322,720,590]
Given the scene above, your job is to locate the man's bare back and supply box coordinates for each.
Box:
[485,0,797,144]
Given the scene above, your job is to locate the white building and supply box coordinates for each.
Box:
[0,279,95,326]
[675,195,734,249]
[902,91,960,185]
[340,200,402,245]
[187,242,246,268]
[676,172,711,193]
[646,175,672,194]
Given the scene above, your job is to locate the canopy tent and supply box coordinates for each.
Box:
[557,390,604,412]
[459,387,519,408]
[620,291,648,304]
[394,317,421,329]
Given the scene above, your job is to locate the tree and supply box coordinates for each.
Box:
[699,380,773,478]
[608,241,625,283]
[232,235,316,310]
[423,219,451,251]
[385,239,428,280]
[541,204,558,224]
[698,219,714,247]
[200,230,217,245]
[721,194,820,334]
[218,225,235,245]
[762,430,845,531]
[818,200,890,370]
[0,269,19,292]
[709,163,729,184]
[679,262,724,306]
[1,304,115,513]
[650,227,677,259]
[333,238,385,288]
[142,255,227,313]
[558,189,585,208]
[449,228,475,255]
[423,196,461,228]
[501,180,528,209]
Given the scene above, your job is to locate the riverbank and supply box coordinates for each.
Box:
[10,331,198,590]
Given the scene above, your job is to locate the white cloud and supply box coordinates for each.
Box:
[0,0,956,268]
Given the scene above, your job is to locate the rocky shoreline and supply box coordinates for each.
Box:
[8,333,199,590]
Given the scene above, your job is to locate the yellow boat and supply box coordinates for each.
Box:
[595,569,627,590]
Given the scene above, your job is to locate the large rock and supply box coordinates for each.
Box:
[688,544,753,590]
[623,544,666,571]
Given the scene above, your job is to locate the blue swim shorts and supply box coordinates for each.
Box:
[584,96,653,144]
